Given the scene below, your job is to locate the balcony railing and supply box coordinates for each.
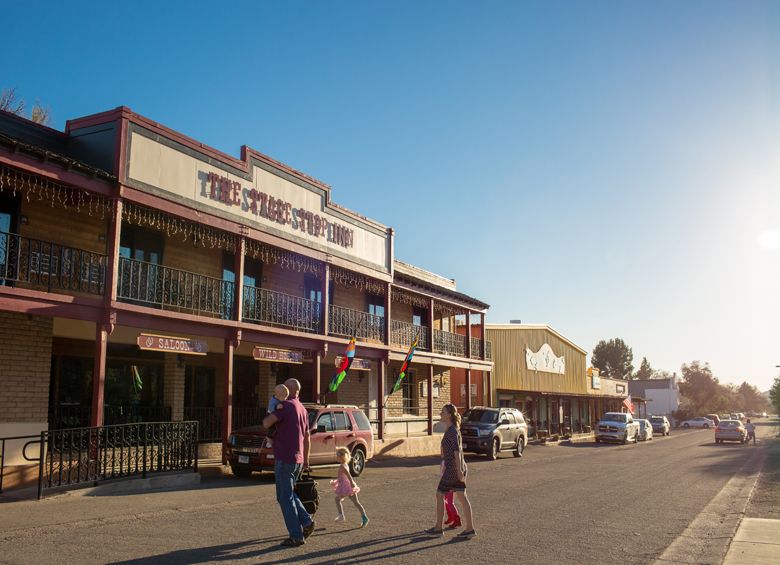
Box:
[0,231,106,294]
[390,320,430,350]
[329,304,385,342]
[117,257,234,318]
[486,340,493,361]
[469,337,482,359]
[433,329,466,358]
[242,285,321,333]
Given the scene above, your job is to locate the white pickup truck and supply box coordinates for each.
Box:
[595,412,640,444]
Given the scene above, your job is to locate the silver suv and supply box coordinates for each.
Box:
[460,407,528,460]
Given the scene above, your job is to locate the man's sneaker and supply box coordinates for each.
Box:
[361,515,370,528]
[280,537,305,547]
[424,527,444,537]
[303,520,316,538]
[456,529,477,539]
[334,515,346,523]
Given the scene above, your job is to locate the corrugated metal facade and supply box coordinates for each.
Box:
[486,325,587,395]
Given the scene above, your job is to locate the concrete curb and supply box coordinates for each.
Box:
[61,471,201,498]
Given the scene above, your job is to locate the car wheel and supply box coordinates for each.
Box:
[703,424,710,429]
[349,447,366,477]
[513,436,524,458]
[683,423,690,429]
[634,433,639,444]
[595,438,601,443]
[622,433,628,445]
[487,438,499,460]
[230,463,252,478]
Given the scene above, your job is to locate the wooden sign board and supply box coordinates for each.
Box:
[335,356,372,371]
[253,347,303,364]
[137,333,208,355]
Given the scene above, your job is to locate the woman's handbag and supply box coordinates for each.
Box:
[295,470,319,515]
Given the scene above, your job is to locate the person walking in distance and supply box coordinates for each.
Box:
[262,378,315,547]
[745,419,756,445]
[426,403,476,539]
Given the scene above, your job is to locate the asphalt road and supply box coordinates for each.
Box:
[0,422,775,565]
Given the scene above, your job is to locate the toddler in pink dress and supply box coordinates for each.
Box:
[331,447,369,527]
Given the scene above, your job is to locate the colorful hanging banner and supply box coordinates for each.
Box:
[391,335,419,394]
[328,337,356,392]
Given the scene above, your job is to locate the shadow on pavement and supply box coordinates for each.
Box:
[107,530,454,564]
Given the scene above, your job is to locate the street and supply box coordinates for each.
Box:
[0,423,775,565]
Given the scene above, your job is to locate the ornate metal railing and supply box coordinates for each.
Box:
[390,320,430,350]
[117,257,234,318]
[329,304,385,342]
[486,340,493,361]
[242,285,321,333]
[38,421,198,498]
[433,329,467,358]
[0,231,105,294]
[233,407,264,431]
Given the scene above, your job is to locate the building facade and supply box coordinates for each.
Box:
[628,377,679,417]
[0,106,492,467]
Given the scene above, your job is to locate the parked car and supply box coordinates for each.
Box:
[705,414,721,426]
[461,407,528,460]
[636,419,654,441]
[595,412,640,444]
[225,404,374,478]
[730,413,741,421]
[715,420,747,444]
[649,415,671,436]
[680,417,715,429]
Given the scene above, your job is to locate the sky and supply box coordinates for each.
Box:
[2,1,779,390]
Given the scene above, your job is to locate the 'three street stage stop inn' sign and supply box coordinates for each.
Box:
[137,333,208,355]
[124,125,391,274]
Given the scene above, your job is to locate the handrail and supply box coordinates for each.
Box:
[0,434,43,494]
[242,285,321,333]
[329,304,385,342]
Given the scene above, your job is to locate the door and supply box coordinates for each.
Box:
[310,411,337,465]
[333,410,357,451]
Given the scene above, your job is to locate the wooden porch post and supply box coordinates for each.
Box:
[312,350,321,404]
[321,264,330,336]
[428,298,435,352]
[222,336,235,465]
[486,370,492,407]
[480,312,486,360]
[427,364,434,435]
[377,358,386,440]
[465,368,472,410]
[465,311,472,358]
[384,282,392,345]
[234,234,245,321]
[90,324,108,427]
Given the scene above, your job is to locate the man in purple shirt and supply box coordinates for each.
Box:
[262,378,315,547]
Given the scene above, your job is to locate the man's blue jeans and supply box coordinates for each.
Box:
[274,461,312,540]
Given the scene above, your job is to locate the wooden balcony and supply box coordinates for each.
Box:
[329,304,385,342]
[390,319,430,350]
[0,231,106,295]
[242,285,321,334]
[117,257,234,318]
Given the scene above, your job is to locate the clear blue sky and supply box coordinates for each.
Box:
[3,1,779,390]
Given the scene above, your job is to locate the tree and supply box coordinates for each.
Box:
[651,369,673,380]
[0,87,25,115]
[635,357,653,380]
[676,361,730,417]
[769,377,780,416]
[0,86,51,125]
[591,338,634,380]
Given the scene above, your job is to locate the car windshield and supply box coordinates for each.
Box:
[602,413,627,423]
[307,409,317,429]
[464,410,498,424]
[650,417,664,423]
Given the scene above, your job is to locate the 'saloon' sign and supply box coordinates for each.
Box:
[137,333,208,355]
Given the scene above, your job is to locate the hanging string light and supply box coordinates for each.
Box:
[245,239,322,276]
[121,201,236,252]
[394,288,431,309]
[330,265,386,295]
[0,164,112,219]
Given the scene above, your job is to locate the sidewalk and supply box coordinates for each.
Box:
[722,518,780,564]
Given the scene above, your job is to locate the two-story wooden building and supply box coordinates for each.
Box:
[0,106,492,467]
